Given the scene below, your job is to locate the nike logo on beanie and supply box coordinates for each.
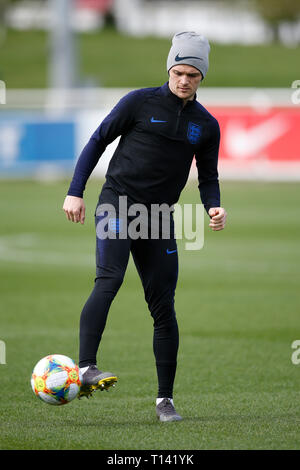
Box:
[175,54,202,62]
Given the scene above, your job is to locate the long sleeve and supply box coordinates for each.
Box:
[195,118,221,214]
[67,90,144,197]
[67,139,102,197]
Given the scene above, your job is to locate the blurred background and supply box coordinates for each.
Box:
[0,0,299,180]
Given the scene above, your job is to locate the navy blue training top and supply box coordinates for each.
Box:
[67,82,221,212]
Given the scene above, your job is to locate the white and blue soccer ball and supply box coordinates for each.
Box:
[31,354,82,405]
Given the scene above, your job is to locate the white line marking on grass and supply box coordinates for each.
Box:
[0,233,93,267]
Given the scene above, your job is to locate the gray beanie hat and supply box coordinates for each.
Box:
[167,31,210,79]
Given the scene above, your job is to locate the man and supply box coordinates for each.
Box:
[63,31,227,422]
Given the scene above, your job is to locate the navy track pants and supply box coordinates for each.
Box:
[79,186,179,398]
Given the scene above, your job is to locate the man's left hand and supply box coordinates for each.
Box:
[208,207,227,231]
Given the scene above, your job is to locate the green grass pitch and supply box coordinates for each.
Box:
[0,179,300,450]
[0,28,298,88]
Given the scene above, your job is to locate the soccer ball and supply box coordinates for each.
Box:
[31,354,82,405]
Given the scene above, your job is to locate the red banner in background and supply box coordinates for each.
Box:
[76,0,113,12]
[215,107,300,161]
[197,106,300,180]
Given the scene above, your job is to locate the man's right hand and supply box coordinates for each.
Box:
[63,195,86,224]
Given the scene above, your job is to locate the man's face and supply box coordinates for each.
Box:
[168,64,202,102]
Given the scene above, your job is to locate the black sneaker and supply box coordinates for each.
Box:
[79,365,117,399]
[156,398,182,422]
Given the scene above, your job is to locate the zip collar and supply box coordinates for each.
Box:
[160,82,197,107]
